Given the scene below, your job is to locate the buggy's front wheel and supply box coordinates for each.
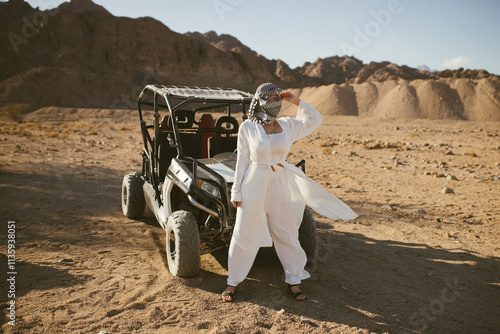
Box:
[121,171,145,219]
[166,210,200,278]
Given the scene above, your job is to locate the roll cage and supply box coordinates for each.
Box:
[137,85,253,206]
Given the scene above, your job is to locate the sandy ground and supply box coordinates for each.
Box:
[0,108,499,333]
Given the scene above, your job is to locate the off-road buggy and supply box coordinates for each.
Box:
[121,85,318,277]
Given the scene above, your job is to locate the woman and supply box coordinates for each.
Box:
[222,83,358,302]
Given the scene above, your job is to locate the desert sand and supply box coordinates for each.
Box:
[1,107,499,333]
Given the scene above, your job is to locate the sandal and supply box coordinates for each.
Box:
[221,285,235,302]
[288,284,307,301]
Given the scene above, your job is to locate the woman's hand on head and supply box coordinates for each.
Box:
[281,91,300,106]
[231,201,241,208]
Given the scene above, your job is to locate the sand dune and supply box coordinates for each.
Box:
[286,78,500,121]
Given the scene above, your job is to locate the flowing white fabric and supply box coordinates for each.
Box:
[231,100,358,251]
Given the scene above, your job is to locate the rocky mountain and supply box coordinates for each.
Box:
[56,0,109,14]
[0,0,282,110]
[185,31,305,87]
[0,0,499,120]
[188,32,498,85]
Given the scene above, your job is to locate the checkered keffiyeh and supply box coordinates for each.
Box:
[248,83,283,124]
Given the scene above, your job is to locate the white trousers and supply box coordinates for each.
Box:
[227,172,311,287]
[227,239,311,287]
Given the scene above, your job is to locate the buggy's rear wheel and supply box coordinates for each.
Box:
[121,171,145,219]
[166,210,200,278]
[299,208,318,269]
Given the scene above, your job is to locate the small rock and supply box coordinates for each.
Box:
[300,316,318,327]
[493,175,500,181]
[255,321,271,329]
[382,204,395,211]
[414,209,427,215]
[444,150,454,155]
[365,143,383,150]
[441,187,454,194]
[277,309,285,315]
[59,258,74,263]
[446,174,458,181]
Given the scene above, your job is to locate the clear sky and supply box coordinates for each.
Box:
[24,0,500,74]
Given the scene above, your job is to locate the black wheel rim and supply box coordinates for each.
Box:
[122,185,128,206]
[168,230,176,260]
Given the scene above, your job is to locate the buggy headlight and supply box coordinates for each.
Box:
[197,179,221,199]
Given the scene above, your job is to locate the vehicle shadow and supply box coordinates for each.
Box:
[0,255,83,300]
[0,163,123,289]
[0,254,83,329]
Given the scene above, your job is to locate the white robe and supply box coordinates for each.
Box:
[231,100,358,250]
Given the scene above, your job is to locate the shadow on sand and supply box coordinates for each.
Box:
[192,215,500,333]
[1,162,498,333]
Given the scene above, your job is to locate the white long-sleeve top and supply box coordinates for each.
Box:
[231,100,358,250]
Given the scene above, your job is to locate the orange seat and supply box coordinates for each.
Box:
[160,115,171,129]
[198,114,216,158]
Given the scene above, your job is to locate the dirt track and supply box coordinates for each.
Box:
[1,109,499,333]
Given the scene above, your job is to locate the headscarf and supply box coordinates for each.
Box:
[248,83,283,124]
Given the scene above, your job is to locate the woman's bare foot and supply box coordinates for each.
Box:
[221,285,236,302]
